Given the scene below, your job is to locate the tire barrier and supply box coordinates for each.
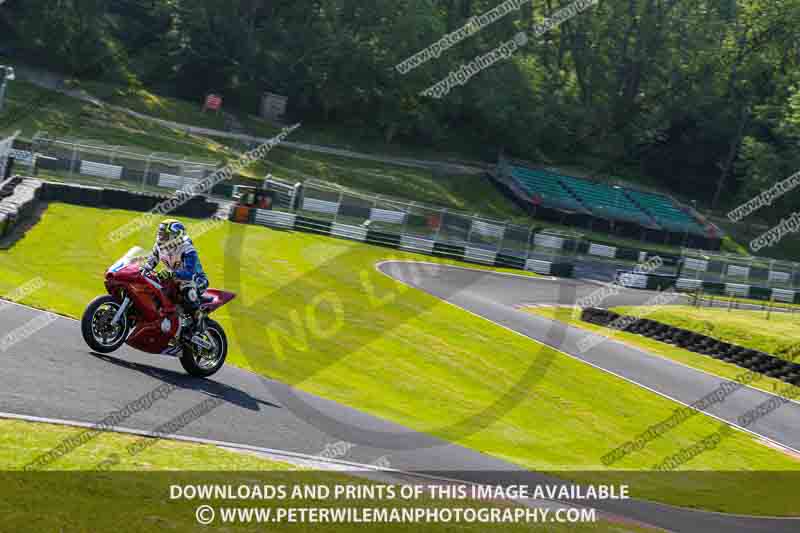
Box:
[581,307,800,385]
[0,177,44,238]
[37,181,219,219]
[40,181,105,207]
[248,208,575,278]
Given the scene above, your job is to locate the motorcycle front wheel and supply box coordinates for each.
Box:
[81,295,130,353]
[180,319,227,377]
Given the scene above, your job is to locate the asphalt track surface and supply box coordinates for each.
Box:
[1,261,800,532]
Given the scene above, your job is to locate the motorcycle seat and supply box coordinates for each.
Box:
[199,294,215,304]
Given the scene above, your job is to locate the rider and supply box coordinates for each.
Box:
[143,219,210,341]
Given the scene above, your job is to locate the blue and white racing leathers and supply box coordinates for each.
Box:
[145,235,209,310]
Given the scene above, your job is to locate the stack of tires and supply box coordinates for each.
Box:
[580,307,800,385]
[0,177,43,238]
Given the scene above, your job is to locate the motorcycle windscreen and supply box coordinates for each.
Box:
[108,246,148,273]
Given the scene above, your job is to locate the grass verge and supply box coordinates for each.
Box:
[1,204,800,515]
[611,305,800,362]
[0,81,233,162]
[2,418,643,533]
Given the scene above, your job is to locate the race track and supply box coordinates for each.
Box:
[1,261,799,532]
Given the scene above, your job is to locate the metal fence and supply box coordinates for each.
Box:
[254,179,800,287]
[265,178,583,268]
[680,249,800,290]
[12,134,800,288]
[29,133,221,194]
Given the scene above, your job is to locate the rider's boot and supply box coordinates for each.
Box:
[189,309,209,346]
[193,309,207,334]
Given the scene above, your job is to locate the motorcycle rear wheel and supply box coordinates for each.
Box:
[180,319,227,377]
[81,295,130,354]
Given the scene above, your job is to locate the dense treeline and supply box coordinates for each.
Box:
[3,0,800,214]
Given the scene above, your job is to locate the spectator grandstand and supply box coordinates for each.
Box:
[509,166,587,213]
[624,188,706,235]
[557,174,654,227]
[494,158,719,250]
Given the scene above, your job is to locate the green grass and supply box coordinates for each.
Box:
[2,80,527,222]
[0,81,233,162]
[70,80,492,163]
[0,418,297,471]
[611,305,800,362]
[256,147,527,221]
[79,81,229,132]
[2,203,800,515]
[243,116,492,163]
[526,307,800,400]
[3,418,645,533]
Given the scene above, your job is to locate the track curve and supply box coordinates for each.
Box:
[0,261,798,532]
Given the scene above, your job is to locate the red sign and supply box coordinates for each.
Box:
[204,94,223,111]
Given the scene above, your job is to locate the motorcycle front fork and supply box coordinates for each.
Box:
[111,297,131,326]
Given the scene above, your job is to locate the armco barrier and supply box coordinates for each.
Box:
[581,308,800,385]
[618,272,800,304]
[250,210,574,278]
[365,229,402,248]
[331,222,367,242]
[616,271,677,291]
[702,281,726,294]
[294,215,332,235]
[253,209,295,229]
[749,286,772,300]
[433,242,465,259]
[495,253,526,270]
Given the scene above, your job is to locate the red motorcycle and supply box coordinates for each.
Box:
[81,247,235,377]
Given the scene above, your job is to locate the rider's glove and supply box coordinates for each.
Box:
[157,270,175,283]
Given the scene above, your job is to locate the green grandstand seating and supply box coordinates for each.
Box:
[510,167,585,212]
[508,165,706,235]
[556,175,654,225]
[624,189,705,235]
